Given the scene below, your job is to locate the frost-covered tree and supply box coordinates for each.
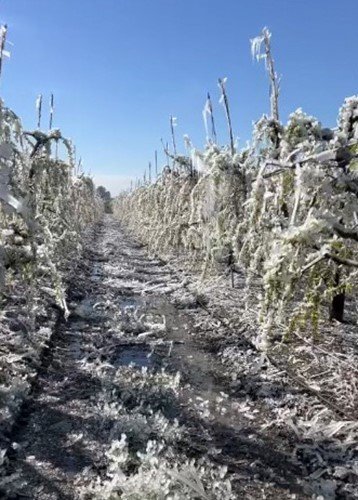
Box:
[114,29,358,346]
[0,97,103,314]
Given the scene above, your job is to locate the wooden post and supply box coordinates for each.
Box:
[204,92,217,144]
[251,28,280,122]
[36,94,43,130]
[208,92,217,144]
[49,93,54,130]
[218,78,235,155]
[166,141,169,166]
[263,29,279,122]
[0,25,8,82]
[170,115,177,156]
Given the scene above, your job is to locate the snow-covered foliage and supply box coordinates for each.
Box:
[0,98,103,313]
[114,96,358,344]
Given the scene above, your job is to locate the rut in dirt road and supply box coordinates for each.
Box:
[2,216,312,499]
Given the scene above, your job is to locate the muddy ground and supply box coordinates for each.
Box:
[0,216,357,499]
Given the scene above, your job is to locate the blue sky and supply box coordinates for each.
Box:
[0,0,357,194]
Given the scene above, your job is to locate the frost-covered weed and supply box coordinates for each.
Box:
[79,348,235,499]
[83,436,234,499]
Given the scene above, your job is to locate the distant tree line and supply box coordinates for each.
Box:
[96,186,113,213]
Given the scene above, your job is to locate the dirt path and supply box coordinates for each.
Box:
[1,216,345,499]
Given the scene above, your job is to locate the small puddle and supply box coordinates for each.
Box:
[119,296,142,310]
[112,345,157,369]
[143,298,241,422]
[107,282,240,425]
[91,262,104,281]
[73,298,107,322]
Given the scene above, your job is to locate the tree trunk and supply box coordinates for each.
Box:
[329,269,345,322]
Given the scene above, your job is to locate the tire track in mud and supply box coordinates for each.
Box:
[1,216,311,499]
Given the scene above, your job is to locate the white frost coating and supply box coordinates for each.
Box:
[250,32,267,62]
[35,94,42,110]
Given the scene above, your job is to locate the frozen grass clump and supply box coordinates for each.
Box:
[82,436,235,500]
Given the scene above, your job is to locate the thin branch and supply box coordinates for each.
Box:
[333,223,358,242]
[162,144,192,171]
[252,143,358,182]
[161,138,170,166]
[327,252,358,268]
[24,129,62,158]
[302,251,358,274]
[301,255,326,273]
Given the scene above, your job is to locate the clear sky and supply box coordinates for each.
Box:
[0,0,357,194]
